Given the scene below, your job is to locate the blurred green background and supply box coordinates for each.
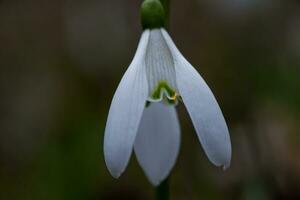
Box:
[1,0,300,199]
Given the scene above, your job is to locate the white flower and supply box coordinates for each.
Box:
[104,28,232,186]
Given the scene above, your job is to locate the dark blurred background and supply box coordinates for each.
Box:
[1,0,300,199]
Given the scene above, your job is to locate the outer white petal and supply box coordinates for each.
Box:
[104,30,149,178]
[134,103,180,186]
[161,28,232,169]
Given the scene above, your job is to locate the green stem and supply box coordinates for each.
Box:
[155,178,170,200]
[159,0,170,29]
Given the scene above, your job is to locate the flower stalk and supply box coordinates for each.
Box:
[155,178,169,200]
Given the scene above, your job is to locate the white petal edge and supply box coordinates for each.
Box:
[134,102,180,186]
[161,28,232,169]
[104,30,150,178]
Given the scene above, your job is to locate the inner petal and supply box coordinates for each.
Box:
[145,29,178,104]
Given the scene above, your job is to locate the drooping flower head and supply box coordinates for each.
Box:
[104,0,231,186]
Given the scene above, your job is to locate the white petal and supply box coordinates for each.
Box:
[161,28,232,169]
[145,29,178,99]
[134,103,180,186]
[104,30,150,178]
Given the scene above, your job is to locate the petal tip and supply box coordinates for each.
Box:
[105,162,124,179]
[207,152,231,171]
[149,176,166,187]
[110,170,122,179]
[150,179,161,187]
[104,152,125,179]
[222,162,231,171]
[143,170,166,186]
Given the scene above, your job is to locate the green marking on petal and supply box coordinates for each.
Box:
[148,80,180,106]
[151,80,176,99]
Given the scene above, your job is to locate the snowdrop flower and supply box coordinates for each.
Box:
[104,0,231,186]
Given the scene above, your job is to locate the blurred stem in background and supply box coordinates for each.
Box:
[156,178,170,200]
[155,0,170,200]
